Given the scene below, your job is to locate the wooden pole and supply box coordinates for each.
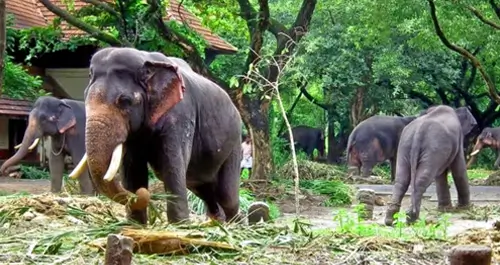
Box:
[104,234,134,265]
[448,245,492,265]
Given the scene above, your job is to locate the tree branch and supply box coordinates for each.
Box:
[298,81,330,110]
[467,5,500,30]
[38,0,123,46]
[490,0,500,21]
[81,0,120,17]
[427,0,500,104]
[408,90,435,106]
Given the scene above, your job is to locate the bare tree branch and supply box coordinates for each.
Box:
[38,0,123,46]
[427,0,500,104]
[298,82,331,110]
[467,5,500,30]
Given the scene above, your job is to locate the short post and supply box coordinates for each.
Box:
[104,234,134,265]
[247,202,270,225]
[448,245,492,265]
[356,189,375,220]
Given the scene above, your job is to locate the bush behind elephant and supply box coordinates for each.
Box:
[0,96,94,195]
[384,105,477,225]
[346,115,416,182]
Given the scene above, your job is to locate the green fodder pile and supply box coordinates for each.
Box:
[0,192,460,264]
[277,160,389,184]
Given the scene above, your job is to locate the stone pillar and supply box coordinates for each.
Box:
[356,189,375,220]
[448,245,492,265]
[104,234,134,265]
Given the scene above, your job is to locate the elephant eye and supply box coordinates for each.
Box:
[117,94,133,108]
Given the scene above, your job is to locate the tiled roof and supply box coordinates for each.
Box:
[6,0,237,53]
[0,97,33,116]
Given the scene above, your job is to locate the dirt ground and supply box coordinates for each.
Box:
[1,177,499,237]
[0,177,50,194]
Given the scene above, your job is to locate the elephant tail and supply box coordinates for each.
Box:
[409,129,423,216]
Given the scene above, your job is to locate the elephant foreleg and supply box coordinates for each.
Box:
[48,151,65,193]
[495,148,500,168]
[122,152,149,225]
[435,170,452,211]
[450,151,471,209]
[385,156,410,226]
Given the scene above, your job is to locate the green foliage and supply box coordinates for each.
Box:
[333,206,451,240]
[2,55,48,100]
[300,180,354,206]
[19,166,51,180]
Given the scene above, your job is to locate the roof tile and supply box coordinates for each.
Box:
[0,97,33,116]
[6,0,237,52]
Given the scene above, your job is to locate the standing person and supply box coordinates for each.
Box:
[241,135,253,176]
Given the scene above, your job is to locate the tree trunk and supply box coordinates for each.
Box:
[240,95,272,180]
[0,0,6,97]
[326,113,349,164]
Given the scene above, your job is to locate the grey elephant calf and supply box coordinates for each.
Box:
[0,96,95,195]
[384,105,477,225]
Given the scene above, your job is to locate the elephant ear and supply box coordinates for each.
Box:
[142,60,186,126]
[56,101,76,134]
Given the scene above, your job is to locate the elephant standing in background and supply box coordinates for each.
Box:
[467,127,500,168]
[346,115,416,182]
[384,105,477,225]
[0,96,95,195]
[69,47,244,225]
[280,125,325,160]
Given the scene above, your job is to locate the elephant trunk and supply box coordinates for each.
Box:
[0,114,41,173]
[84,102,149,211]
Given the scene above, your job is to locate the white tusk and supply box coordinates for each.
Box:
[470,150,480,156]
[103,144,123,182]
[14,138,40,150]
[28,138,40,150]
[69,153,88,179]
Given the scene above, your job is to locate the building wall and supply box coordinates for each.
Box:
[0,116,8,149]
[45,68,90,100]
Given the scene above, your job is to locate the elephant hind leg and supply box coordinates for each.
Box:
[407,168,435,224]
[450,151,471,208]
[385,157,410,226]
[215,148,241,222]
[190,182,225,221]
[435,170,452,211]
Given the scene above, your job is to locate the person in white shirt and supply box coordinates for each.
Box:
[241,135,252,176]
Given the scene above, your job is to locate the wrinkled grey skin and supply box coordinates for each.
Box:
[385,105,478,225]
[0,96,94,195]
[280,125,325,160]
[346,115,417,183]
[468,127,500,167]
[83,47,242,225]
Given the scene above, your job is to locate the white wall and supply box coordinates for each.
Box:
[0,117,8,149]
[45,68,90,100]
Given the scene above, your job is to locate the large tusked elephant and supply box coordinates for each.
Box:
[346,115,416,182]
[0,96,94,195]
[69,47,244,225]
[280,125,325,160]
[384,105,477,225]
[467,127,500,168]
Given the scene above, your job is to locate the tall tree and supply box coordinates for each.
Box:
[0,0,6,97]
